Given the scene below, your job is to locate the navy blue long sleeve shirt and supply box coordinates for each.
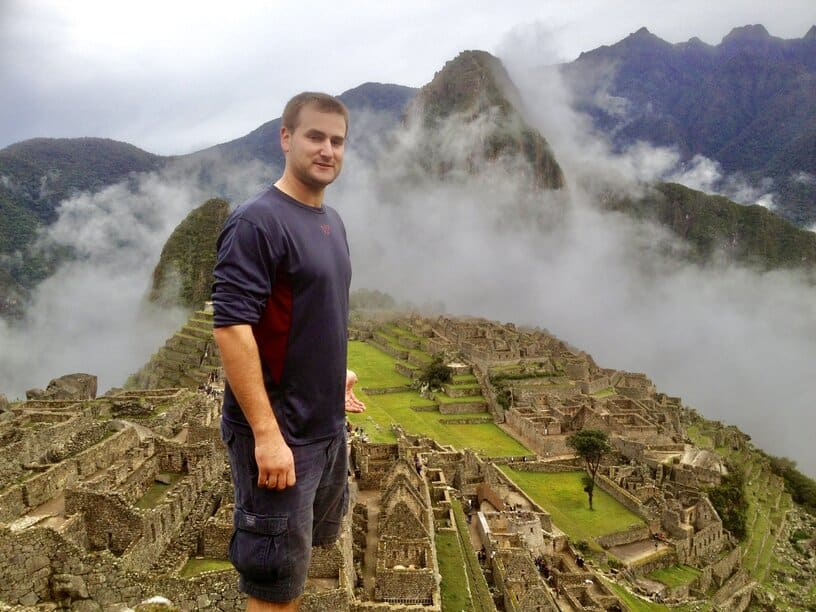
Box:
[212,186,351,445]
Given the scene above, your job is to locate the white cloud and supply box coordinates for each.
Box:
[0,155,272,397]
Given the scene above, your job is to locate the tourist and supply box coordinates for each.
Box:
[213,92,363,611]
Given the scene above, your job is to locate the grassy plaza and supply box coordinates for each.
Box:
[500,468,644,546]
[347,340,528,457]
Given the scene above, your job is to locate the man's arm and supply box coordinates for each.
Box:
[214,324,295,490]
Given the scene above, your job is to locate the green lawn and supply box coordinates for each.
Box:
[685,423,714,449]
[351,389,527,456]
[349,341,413,388]
[179,558,234,578]
[590,387,617,398]
[135,473,181,509]
[436,530,473,611]
[501,469,644,546]
[647,565,701,588]
[348,341,528,457]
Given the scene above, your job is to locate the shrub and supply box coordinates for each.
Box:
[417,354,452,390]
[708,462,748,540]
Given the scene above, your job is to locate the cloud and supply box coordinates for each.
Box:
[0,155,272,398]
[666,155,777,209]
[332,63,816,477]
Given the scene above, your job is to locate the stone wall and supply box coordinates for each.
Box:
[24,458,80,508]
[437,400,487,414]
[594,473,653,523]
[595,524,651,549]
[0,412,88,486]
[629,549,679,576]
[374,568,436,604]
[0,485,26,522]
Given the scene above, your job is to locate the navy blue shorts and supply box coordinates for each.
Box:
[221,420,348,602]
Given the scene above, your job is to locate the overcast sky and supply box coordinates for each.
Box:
[2,0,815,155]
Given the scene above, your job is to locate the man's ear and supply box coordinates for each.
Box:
[280,126,290,153]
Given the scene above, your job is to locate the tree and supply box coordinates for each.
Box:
[567,429,611,510]
[416,354,452,391]
[707,462,748,539]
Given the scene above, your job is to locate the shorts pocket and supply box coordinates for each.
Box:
[230,507,291,584]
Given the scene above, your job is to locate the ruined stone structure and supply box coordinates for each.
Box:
[1,310,782,610]
[127,307,221,390]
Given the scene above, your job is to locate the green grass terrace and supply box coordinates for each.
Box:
[500,469,645,549]
[348,341,528,457]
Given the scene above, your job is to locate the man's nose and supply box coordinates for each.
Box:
[319,138,333,157]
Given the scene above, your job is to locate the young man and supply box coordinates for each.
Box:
[212,92,361,611]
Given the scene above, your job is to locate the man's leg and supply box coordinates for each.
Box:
[246,595,300,611]
[222,421,331,607]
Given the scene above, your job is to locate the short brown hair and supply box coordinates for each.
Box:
[281,92,349,135]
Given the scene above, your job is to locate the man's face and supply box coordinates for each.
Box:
[281,105,347,192]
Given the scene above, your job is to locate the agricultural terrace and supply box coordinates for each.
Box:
[501,468,644,549]
[347,340,528,457]
[601,578,708,612]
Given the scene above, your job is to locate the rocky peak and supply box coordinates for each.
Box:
[720,24,780,58]
[805,25,816,40]
[408,50,565,190]
[722,24,772,44]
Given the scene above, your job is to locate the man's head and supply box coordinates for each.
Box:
[281,92,349,136]
[279,92,349,204]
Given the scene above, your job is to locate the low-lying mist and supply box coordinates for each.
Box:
[331,65,816,477]
[0,157,271,398]
[1,46,813,479]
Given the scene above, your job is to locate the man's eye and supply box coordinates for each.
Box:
[332,139,344,147]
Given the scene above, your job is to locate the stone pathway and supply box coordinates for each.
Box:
[356,489,381,599]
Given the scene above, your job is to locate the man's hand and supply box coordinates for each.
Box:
[255,430,296,490]
[345,369,366,413]
[213,324,296,490]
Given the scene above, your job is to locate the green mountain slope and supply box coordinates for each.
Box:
[149,198,230,310]
[607,182,816,270]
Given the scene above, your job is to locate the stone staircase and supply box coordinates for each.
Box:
[127,308,221,389]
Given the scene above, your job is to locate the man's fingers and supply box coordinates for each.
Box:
[286,467,296,488]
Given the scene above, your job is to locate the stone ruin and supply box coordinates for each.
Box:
[0,309,772,610]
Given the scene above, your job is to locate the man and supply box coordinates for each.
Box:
[212,92,362,611]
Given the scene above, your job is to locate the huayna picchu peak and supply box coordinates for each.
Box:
[408,50,565,190]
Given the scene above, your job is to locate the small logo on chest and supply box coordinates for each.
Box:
[320,224,331,236]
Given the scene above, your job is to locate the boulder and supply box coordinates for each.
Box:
[52,573,89,600]
[43,373,98,400]
[26,388,46,400]
[0,393,9,411]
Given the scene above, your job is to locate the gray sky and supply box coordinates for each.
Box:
[2,0,815,154]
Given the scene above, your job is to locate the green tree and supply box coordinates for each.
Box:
[707,463,748,539]
[417,354,453,391]
[567,429,611,510]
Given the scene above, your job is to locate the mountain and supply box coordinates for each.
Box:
[0,138,162,316]
[609,182,816,269]
[0,84,415,315]
[193,82,416,167]
[149,198,230,309]
[408,50,565,190]
[561,25,816,226]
